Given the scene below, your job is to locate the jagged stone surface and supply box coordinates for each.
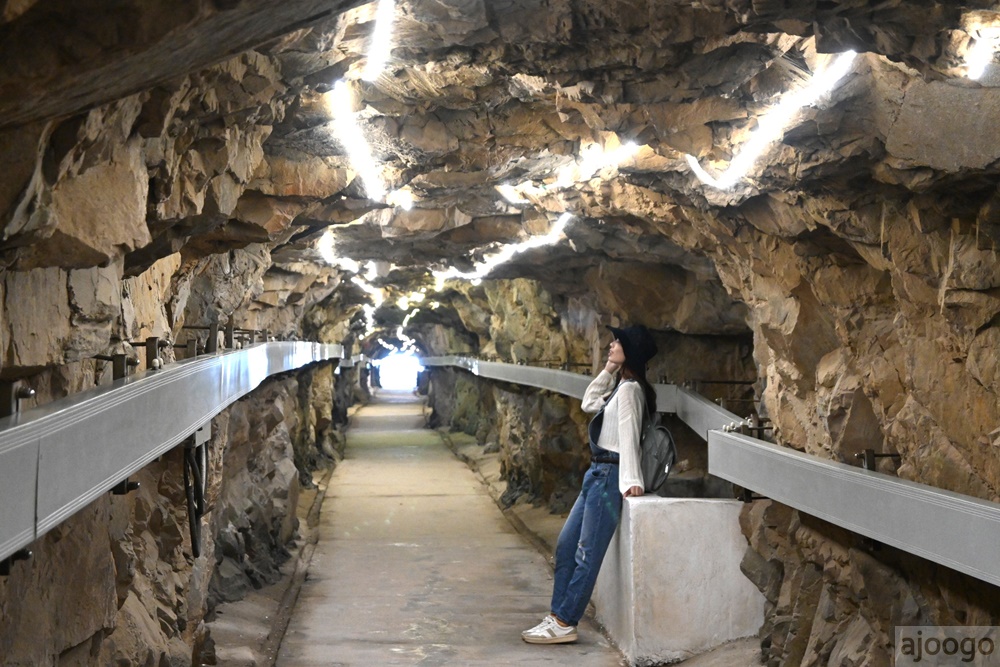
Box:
[424,277,754,511]
[2,1,1000,665]
[0,365,340,666]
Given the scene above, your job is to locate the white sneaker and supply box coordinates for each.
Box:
[521,615,578,644]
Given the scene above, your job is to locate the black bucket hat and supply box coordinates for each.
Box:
[607,324,658,370]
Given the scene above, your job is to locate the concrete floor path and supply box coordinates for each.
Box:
[276,390,627,666]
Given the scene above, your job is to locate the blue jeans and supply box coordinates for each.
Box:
[550,462,622,626]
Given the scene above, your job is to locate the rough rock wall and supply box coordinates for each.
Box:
[583,150,1000,665]
[0,12,364,663]
[294,362,343,479]
[0,44,354,657]
[427,368,490,437]
[0,49,276,273]
[427,367,584,511]
[0,36,348,343]
[716,197,1000,664]
[0,365,336,666]
[209,376,301,609]
[0,0,367,128]
[741,501,1000,667]
[425,276,755,510]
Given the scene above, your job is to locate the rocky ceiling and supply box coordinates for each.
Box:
[2,0,1000,354]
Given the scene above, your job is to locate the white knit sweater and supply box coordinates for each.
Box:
[581,370,644,494]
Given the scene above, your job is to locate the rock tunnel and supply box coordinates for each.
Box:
[1,0,1000,664]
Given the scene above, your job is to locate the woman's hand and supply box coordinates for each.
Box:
[623,485,644,498]
[605,339,624,374]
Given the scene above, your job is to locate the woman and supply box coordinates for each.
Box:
[521,324,658,644]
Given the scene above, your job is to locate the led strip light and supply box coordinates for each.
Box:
[685,50,858,191]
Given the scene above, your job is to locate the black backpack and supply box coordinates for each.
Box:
[639,402,677,493]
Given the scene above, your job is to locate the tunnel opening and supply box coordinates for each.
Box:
[373,350,423,391]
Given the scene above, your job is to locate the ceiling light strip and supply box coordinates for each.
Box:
[686,50,858,191]
[500,142,639,204]
[433,213,573,287]
[362,0,396,82]
[330,80,386,200]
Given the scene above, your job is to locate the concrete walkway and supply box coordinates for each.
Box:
[275,390,626,666]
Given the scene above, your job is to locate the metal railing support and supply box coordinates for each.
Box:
[855,448,901,472]
[0,381,35,419]
[0,549,31,576]
[94,353,140,380]
[182,425,210,558]
[96,353,143,495]
[128,337,166,370]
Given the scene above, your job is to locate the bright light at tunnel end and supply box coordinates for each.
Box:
[375,351,423,390]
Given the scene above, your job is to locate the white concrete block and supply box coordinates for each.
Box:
[593,498,764,666]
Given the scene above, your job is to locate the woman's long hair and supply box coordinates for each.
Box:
[620,357,657,418]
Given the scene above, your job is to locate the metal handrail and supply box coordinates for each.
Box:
[419,356,737,428]
[708,430,1000,586]
[0,341,343,563]
[421,355,1000,587]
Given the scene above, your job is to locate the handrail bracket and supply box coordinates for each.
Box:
[0,548,32,576]
[183,424,211,558]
